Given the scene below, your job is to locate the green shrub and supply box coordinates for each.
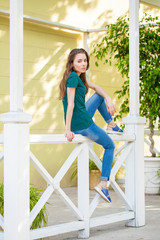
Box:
[92,13,160,157]
[0,184,48,230]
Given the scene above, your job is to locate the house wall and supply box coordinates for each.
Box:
[0,0,159,188]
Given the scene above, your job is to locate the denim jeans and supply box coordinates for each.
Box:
[73,93,115,181]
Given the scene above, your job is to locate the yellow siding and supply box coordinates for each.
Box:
[0,0,159,188]
[0,15,82,188]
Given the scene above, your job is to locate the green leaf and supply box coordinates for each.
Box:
[91,13,160,154]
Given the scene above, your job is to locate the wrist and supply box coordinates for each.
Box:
[105,96,111,102]
[65,128,71,132]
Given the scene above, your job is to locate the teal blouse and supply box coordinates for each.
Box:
[62,72,93,131]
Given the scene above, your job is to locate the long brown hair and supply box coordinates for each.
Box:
[59,48,89,100]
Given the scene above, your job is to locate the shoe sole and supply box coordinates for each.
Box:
[94,187,111,203]
[105,130,123,135]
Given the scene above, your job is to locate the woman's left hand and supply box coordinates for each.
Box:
[106,97,116,116]
[65,129,75,142]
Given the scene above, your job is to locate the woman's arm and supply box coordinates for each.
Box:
[87,81,116,116]
[65,87,75,142]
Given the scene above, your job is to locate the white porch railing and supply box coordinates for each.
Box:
[117,129,160,185]
[0,133,136,239]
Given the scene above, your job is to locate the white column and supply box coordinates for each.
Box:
[83,32,90,54]
[83,32,90,83]
[0,113,31,240]
[123,0,145,227]
[78,142,89,238]
[0,0,32,239]
[123,117,145,227]
[10,0,23,112]
[129,0,139,116]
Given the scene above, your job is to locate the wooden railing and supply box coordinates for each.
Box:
[0,133,136,239]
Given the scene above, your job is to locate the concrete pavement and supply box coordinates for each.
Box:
[45,187,160,240]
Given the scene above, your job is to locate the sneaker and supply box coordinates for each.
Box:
[106,124,123,135]
[94,183,111,203]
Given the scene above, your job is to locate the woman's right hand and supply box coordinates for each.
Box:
[65,129,75,142]
[106,97,116,116]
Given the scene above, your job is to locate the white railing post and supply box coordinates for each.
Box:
[0,114,31,240]
[123,117,145,227]
[123,0,145,227]
[78,142,89,238]
[0,0,32,239]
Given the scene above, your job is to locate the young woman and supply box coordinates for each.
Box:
[59,48,123,203]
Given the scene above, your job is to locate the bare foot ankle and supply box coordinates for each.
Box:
[100,180,107,189]
[108,120,116,127]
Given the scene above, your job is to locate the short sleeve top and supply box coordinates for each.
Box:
[62,72,93,131]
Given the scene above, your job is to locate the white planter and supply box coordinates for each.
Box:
[144,157,160,194]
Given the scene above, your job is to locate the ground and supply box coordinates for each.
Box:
[42,187,160,240]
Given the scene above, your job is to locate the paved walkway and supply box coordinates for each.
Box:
[45,187,160,240]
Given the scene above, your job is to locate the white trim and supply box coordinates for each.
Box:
[30,151,53,185]
[0,9,86,33]
[110,179,133,210]
[89,194,101,218]
[56,188,84,221]
[30,185,54,227]
[54,144,83,182]
[30,221,85,240]
[0,8,159,34]
[29,134,135,144]
[129,0,139,116]
[9,2,23,111]
[78,142,90,238]
[90,211,134,228]
[111,143,133,177]
[0,112,32,123]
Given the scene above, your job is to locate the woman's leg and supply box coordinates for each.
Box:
[85,93,113,123]
[74,123,115,202]
[74,123,115,181]
[86,93,123,134]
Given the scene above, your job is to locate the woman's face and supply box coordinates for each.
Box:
[73,53,88,75]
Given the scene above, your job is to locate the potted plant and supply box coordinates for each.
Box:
[0,183,48,230]
[92,13,160,194]
[71,158,120,189]
[89,160,101,190]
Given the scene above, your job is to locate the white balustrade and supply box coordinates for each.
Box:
[32,134,135,239]
[0,132,146,239]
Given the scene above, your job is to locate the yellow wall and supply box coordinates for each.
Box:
[0,0,159,188]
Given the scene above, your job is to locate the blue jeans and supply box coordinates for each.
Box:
[73,93,115,181]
